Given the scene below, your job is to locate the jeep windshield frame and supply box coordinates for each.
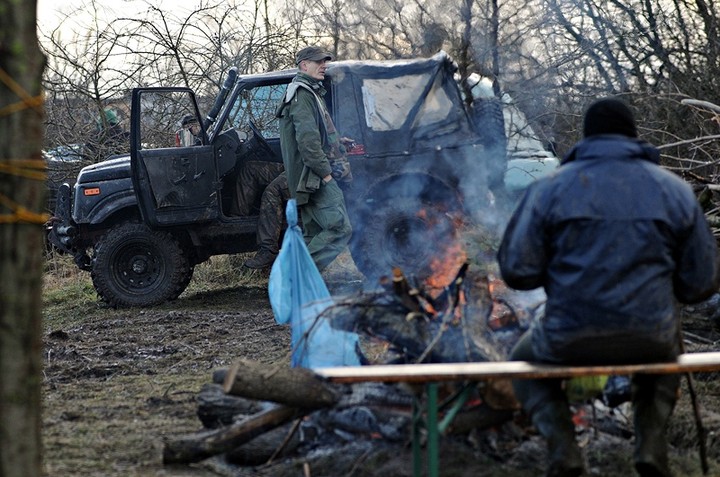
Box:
[207,70,295,142]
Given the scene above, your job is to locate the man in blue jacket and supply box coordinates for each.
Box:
[498,98,719,477]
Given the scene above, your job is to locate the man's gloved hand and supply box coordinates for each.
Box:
[330,157,353,182]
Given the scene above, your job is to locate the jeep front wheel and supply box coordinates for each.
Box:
[91,222,193,308]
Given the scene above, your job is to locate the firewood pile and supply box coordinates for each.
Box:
[159,262,556,474]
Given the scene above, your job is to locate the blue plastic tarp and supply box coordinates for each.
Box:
[268,199,361,368]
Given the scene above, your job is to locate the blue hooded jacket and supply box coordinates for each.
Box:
[498,135,719,362]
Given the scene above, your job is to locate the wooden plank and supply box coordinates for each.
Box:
[313,352,720,384]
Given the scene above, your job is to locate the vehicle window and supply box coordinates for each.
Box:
[361,72,453,131]
[137,91,200,149]
[223,84,287,139]
[412,73,455,129]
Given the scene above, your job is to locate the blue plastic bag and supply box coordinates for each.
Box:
[268,199,361,368]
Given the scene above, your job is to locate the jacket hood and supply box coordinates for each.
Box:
[294,73,325,94]
[562,135,660,166]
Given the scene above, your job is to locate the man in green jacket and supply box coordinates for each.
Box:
[276,46,352,272]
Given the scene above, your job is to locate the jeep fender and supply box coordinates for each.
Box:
[76,189,139,226]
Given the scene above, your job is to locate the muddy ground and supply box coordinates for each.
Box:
[41,258,720,477]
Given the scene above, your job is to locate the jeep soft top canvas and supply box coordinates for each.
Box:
[329,52,476,156]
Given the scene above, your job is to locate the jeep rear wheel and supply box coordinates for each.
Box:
[91,222,193,308]
[350,198,459,285]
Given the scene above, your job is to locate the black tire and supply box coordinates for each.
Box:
[350,197,459,285]
[91,222,193,308]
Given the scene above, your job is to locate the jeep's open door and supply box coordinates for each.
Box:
[130,87,219,227]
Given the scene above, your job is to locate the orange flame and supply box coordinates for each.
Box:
[418,207,469,298]
[424,239,468,297]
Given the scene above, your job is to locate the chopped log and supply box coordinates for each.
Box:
[225,420,301,466]
[197,383,266,428]
[222,359,342,408]
[163,404,302,464]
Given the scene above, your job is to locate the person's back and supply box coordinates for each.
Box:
[499,101,718,364]
[497,98,719,477]
[501,135,717,363]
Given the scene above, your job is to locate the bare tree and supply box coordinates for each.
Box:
[530,0,720,168]
[40,0,144,161]
[37,0,720,189]
[0,1,45,476]
[39,0,301,162]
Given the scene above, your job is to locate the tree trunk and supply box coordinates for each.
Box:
[0,1,46,476]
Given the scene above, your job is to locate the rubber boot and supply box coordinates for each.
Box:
[243,249,278,269]
[632,375,678,477]
[532,402,585,477]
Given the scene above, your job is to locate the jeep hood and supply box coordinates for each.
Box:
[76,155,131,184]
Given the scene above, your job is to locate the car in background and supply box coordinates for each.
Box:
[464,73,560,198]
[44,144,90,213]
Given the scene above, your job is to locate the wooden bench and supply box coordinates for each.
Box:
[314,352,720,477]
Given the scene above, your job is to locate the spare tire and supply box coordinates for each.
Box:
[349,197,460,286]
[471,97,507,190]
[91,222,193,307]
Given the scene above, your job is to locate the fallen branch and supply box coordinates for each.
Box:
[657,135,720,150]
[681,98,720,115]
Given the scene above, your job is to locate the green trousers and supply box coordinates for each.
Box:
[300,178,352,271]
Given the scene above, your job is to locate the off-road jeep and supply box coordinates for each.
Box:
[49,51,556,308]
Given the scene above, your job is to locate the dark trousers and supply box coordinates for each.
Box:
[232,161,285,216]
[509,331,680,419]
[257,173,290,254]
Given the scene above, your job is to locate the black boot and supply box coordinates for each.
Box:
[632,374,678,477]
[243,249,278,269]
[532,402,584,477]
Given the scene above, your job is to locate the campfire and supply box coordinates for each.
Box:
[160,227,570,474]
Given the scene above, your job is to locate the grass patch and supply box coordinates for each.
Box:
[184,253,269,293]
[41,252,271,329]
[43,254,99,329]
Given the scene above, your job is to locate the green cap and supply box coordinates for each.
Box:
[295,46,333,65]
